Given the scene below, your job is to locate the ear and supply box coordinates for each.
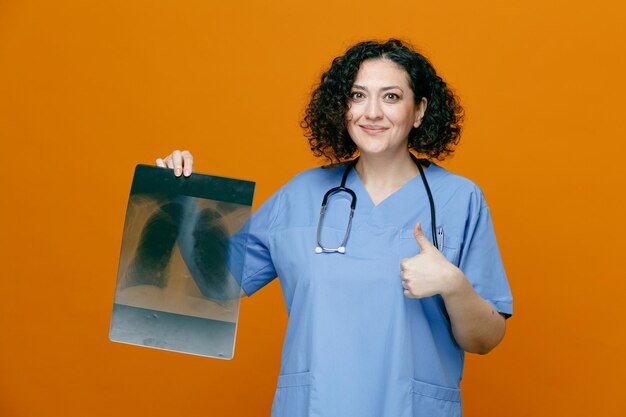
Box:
[413,97,428,128]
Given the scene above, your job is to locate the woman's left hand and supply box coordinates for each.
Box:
[402,223,506,353]
[400,223,464,299]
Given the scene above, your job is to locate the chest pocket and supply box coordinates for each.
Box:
[399,227,462,267]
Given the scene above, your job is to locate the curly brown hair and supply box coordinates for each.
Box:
[302,39,464,164]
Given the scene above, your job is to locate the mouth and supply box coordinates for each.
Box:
[359,125,389,134]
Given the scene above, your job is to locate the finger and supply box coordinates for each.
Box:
[181,150,194,177]
[403,289,415,298]
[413,222,433,253]
[162,155,173,169]
[400,258,410,271]
[402,276,412,288]
[172,150,183,177]
[156,158,166,168]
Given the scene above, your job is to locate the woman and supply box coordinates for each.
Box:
[157,39,512,417]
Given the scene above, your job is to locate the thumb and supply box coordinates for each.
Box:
[413,222,433,253]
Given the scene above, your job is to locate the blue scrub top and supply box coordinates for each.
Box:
[236,163,512,417]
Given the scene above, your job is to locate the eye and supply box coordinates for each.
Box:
[384,93,400,101]
[350,91,365,101]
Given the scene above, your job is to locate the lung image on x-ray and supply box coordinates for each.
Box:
[110,165,255,359]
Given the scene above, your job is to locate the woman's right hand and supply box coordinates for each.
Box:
[156,150,194,177]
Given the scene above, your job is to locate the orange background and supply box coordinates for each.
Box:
[1,0,625,416]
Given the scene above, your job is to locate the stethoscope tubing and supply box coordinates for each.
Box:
[316,155,438,253]
[411,153,439,250]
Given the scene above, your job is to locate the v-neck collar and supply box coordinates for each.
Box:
[345,162,440,212]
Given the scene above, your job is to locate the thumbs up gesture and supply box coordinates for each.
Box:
[400,223,464,299]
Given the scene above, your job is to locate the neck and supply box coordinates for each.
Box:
[354,152,421,204]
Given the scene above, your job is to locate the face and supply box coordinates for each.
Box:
[346,59,427,158]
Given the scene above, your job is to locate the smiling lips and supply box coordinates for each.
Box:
[359,125,389,134]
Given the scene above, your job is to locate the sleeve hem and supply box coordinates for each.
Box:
[241,264,277,297]
[487,299,513,318]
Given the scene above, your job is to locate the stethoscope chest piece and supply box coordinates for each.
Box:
[315,245,345,254]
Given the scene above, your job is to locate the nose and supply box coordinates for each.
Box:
[364,98,383,120]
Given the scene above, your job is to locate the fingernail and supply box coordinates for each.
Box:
[184,168,190,176]
[175,168,182,176]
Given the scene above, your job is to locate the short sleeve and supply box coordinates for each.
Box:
[229,187,283,297]
[458,189,513,317]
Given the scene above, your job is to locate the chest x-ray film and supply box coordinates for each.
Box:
[109,165,255,359]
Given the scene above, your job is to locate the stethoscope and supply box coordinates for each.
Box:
[315,154,439,254]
